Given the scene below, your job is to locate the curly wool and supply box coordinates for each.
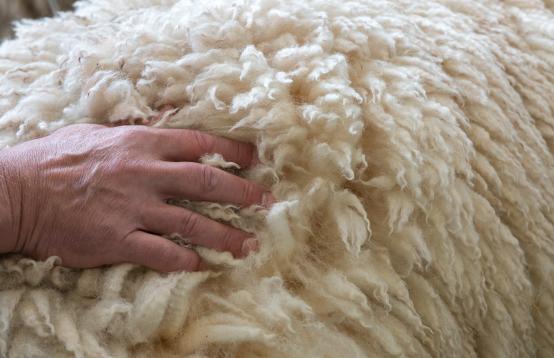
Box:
[0,0,553,357]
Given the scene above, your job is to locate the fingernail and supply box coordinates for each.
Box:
[241,238,259,257]
[262,192,276,209]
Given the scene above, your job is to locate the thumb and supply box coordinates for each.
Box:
[119,231,204,272]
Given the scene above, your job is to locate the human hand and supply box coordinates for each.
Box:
[0,124,274,272]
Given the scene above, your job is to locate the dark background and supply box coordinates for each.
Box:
[1,0,75,40]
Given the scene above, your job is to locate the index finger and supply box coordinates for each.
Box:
[150,128,257,168]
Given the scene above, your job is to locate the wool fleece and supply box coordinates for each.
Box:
[0,0,553,357]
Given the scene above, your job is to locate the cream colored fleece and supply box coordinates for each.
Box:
[0,0,553,357]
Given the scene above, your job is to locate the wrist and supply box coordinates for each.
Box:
[0,148,19,254]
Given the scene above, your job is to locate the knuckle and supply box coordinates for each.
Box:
[124,159,148,176]
[100,154,140,178]
[235,143,243,161]
[53,123,103,136]
[119,126,150,142]
[235,142,251,165]
[191,130,215,153]
[241,182,258,205]
[219,229,239,253]
[199,165,218,193]
[179,211,200,235]
[136,206,150,226]
[158,245,177,262]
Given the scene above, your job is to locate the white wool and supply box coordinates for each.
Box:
[0,0,553,357]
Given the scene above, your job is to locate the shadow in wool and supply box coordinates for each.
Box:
[0,0,553,357]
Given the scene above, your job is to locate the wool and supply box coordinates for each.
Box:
[0,0,553,357]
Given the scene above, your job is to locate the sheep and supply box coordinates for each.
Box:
[0,0,553,356]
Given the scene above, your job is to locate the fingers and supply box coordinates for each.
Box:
[153,161,274,208]
[118,231,204,272]
[150,128,257,168]
[141,203,259,259]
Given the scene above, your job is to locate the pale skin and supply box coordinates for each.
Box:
[0,123,275,272]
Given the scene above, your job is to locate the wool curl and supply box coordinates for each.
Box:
[0,0,553,357]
